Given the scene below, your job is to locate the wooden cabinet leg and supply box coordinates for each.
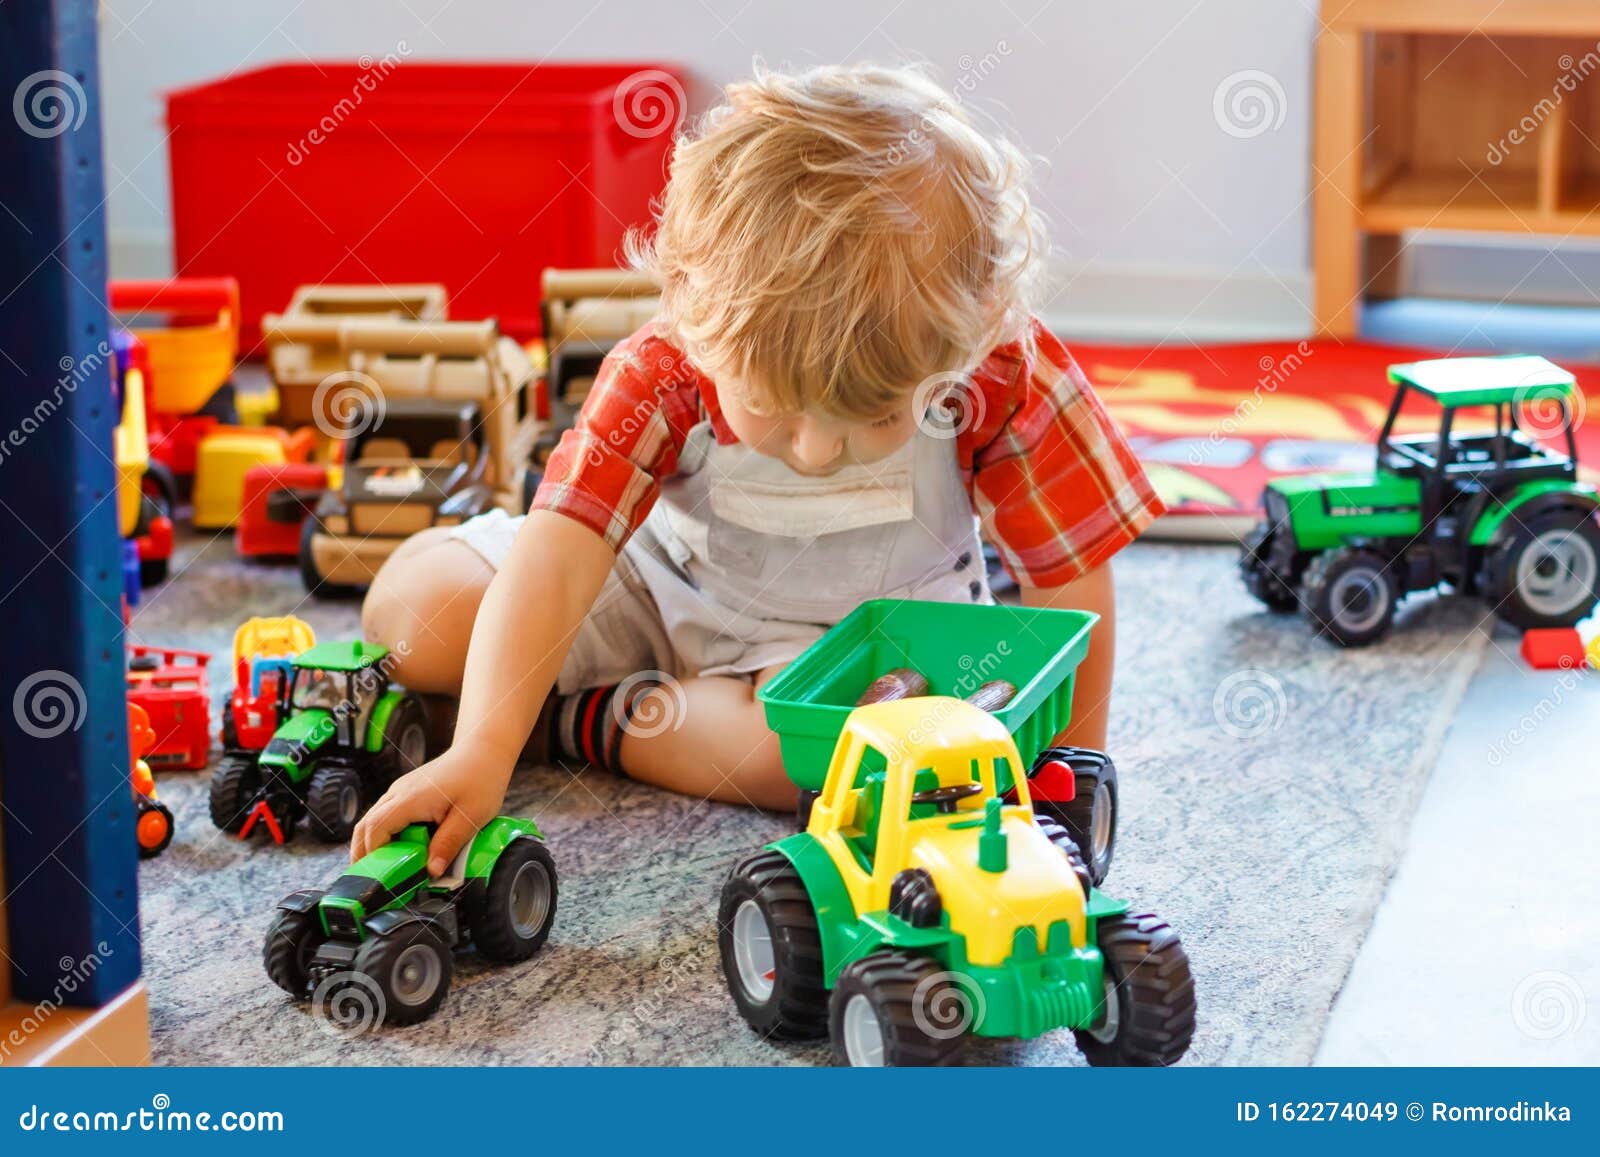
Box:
[1314,27,1365,337]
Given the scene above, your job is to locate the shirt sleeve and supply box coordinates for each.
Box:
[528,331,702,552]
[959,320,1164,587]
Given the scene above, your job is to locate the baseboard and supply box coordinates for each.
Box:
[110,227,1317,345]
[1403,230,1600,308]
[1040,261,1315,344]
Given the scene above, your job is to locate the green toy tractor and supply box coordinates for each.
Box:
[720,698,1195,1067]
[1241,355,1600,645]
[265,819,557,1026]
[209,640,429,843]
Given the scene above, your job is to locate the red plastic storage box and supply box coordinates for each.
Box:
[166,62,685,346]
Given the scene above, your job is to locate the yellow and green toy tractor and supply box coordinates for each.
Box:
[718,697,1195,1067]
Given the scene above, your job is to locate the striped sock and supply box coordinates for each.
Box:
[553,680,658,772]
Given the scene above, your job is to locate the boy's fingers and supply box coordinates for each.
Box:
[351,792,403,861]
[426,809,477,879]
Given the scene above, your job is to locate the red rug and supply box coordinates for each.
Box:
[1079,339,1600,541]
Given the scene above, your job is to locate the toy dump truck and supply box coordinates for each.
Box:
[266,818,556,1026]
[758,599,1120,886]
[540,268,659,406]
[261,283,449,426]
[209,639,429,844]
[719,697,1195,1066]
[225,615,316,750]
[1242,355,1600,645]
[295,318,542,593]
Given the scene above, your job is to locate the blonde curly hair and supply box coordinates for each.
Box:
[629,62,1044,420]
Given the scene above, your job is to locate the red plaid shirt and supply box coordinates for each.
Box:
[532,319,1163,587]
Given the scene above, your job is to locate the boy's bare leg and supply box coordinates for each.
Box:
[361,527,494,695]
[617,664,793,811]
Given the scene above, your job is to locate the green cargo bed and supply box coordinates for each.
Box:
[758,599,1098,791]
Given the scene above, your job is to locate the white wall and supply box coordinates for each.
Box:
[99,0,1318,337]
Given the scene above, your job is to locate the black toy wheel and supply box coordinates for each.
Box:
[796,788,819,831]
[829,950,967,1067]
[472,838,558,962]
[1484,509,1600,630]
[1034,815,1094,900]
[263,905,326,999]
[888,868,943,927]
[354,923,453,1026]
[135,797,174,860]
[298,518,362,599]
[1301,547,1397,646]
[1239,521,1300,612]
[306,762,364,842]
[379,695,430,782]
[135,495,170,587]
[1030,746,1117,887]
[718,848,828,1040]
[209,754,261,833]
[1074,911,1196,1066]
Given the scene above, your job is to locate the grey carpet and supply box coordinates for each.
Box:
[129,531,1487,1065]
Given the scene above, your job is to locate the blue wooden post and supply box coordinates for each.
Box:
[0,0,141,1004]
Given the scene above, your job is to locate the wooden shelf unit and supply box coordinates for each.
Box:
[1315,1,1600,334]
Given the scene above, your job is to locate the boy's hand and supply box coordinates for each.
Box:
[350,745,515,877]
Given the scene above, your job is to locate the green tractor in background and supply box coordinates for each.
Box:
[1242,355,1600,645]
[266,820,557,1026]
[210,639,429,843]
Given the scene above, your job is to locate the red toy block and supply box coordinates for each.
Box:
[236,461,328,557]
[1520,628,1587,671]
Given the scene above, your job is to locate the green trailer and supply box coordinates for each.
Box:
[758,599,1119,885]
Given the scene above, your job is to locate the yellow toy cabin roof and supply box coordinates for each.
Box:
[843,697,1016,767]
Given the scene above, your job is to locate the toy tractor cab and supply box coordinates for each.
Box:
[1243,355,1600,645]
[266,818,557,1026]
[299,397,489,596]
[720,697,1194,1067]
[209,640,428,844]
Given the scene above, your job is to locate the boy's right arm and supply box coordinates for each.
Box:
[350,509,617,876]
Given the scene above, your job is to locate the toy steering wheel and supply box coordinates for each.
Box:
[910,781,983,814]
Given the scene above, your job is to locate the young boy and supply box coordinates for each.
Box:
[352,63,1162,877]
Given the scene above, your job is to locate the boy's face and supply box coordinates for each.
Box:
[717,378,921,477]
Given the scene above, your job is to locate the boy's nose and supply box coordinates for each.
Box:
[790,422,843,473]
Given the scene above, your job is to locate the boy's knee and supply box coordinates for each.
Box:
[361,529,491,694]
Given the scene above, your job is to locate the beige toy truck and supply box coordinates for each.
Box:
[262,284,450,426]
[540,267,659,406]
[298,319,541,595]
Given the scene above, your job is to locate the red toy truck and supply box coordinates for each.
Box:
[126,645,213,770]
